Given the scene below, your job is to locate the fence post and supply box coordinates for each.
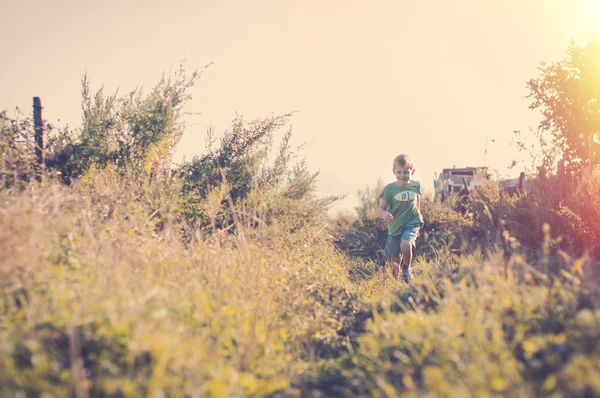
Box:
[33,97,44,180]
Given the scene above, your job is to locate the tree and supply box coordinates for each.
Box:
[527,32,600,174]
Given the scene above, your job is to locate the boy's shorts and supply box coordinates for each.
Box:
[384,224,421,258]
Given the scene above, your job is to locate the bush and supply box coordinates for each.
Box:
[177,116,340,238]
[46,65,198,184]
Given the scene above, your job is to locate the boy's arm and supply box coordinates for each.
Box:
[379,198,393,223]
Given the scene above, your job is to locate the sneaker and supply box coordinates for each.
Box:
[401,264,413,283]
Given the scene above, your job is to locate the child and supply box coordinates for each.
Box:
[378,154,424,282]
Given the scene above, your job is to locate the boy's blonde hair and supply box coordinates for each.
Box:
[393,154,414,169]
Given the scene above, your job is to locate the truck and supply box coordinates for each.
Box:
[434,166,489,201]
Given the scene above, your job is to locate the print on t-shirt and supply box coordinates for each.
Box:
[394,191,416,202]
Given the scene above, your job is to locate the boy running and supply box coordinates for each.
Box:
[378,154,423,283]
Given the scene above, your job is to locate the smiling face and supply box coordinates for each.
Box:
[393,163,414,186]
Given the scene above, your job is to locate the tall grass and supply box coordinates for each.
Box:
[0,169,366,397]
[3,168,599,397]
[2,66,599,396]
[299,249,600,397]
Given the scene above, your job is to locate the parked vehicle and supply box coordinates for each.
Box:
[434,167,489,201]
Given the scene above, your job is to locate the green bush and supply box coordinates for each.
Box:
[46,65,198,184]
[177,116,339,238]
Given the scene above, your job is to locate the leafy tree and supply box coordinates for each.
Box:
[527,32,600,174]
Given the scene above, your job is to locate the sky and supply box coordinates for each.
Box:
[2,0,600,213]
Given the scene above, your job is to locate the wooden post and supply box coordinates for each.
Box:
[33,97,44,169]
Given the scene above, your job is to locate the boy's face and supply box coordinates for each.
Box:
[393,164,414,186]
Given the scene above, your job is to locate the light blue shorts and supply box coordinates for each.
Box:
[384,224,421,258]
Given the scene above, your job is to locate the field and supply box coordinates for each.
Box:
[2,144,600,397]
[2,35,600,396]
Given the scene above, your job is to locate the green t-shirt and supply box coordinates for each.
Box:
[379,180,423,236]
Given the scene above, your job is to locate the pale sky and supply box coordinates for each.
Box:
[2,0,599,212]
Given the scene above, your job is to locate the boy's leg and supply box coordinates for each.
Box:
[384,235,402,280]
[388,257,401,280]
[400,240,413,265]
[400,240,413,282]
[400,225,421,283]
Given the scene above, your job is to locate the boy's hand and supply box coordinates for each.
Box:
[383,212,393,223]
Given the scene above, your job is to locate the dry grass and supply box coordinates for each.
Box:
[1,170,599,397]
